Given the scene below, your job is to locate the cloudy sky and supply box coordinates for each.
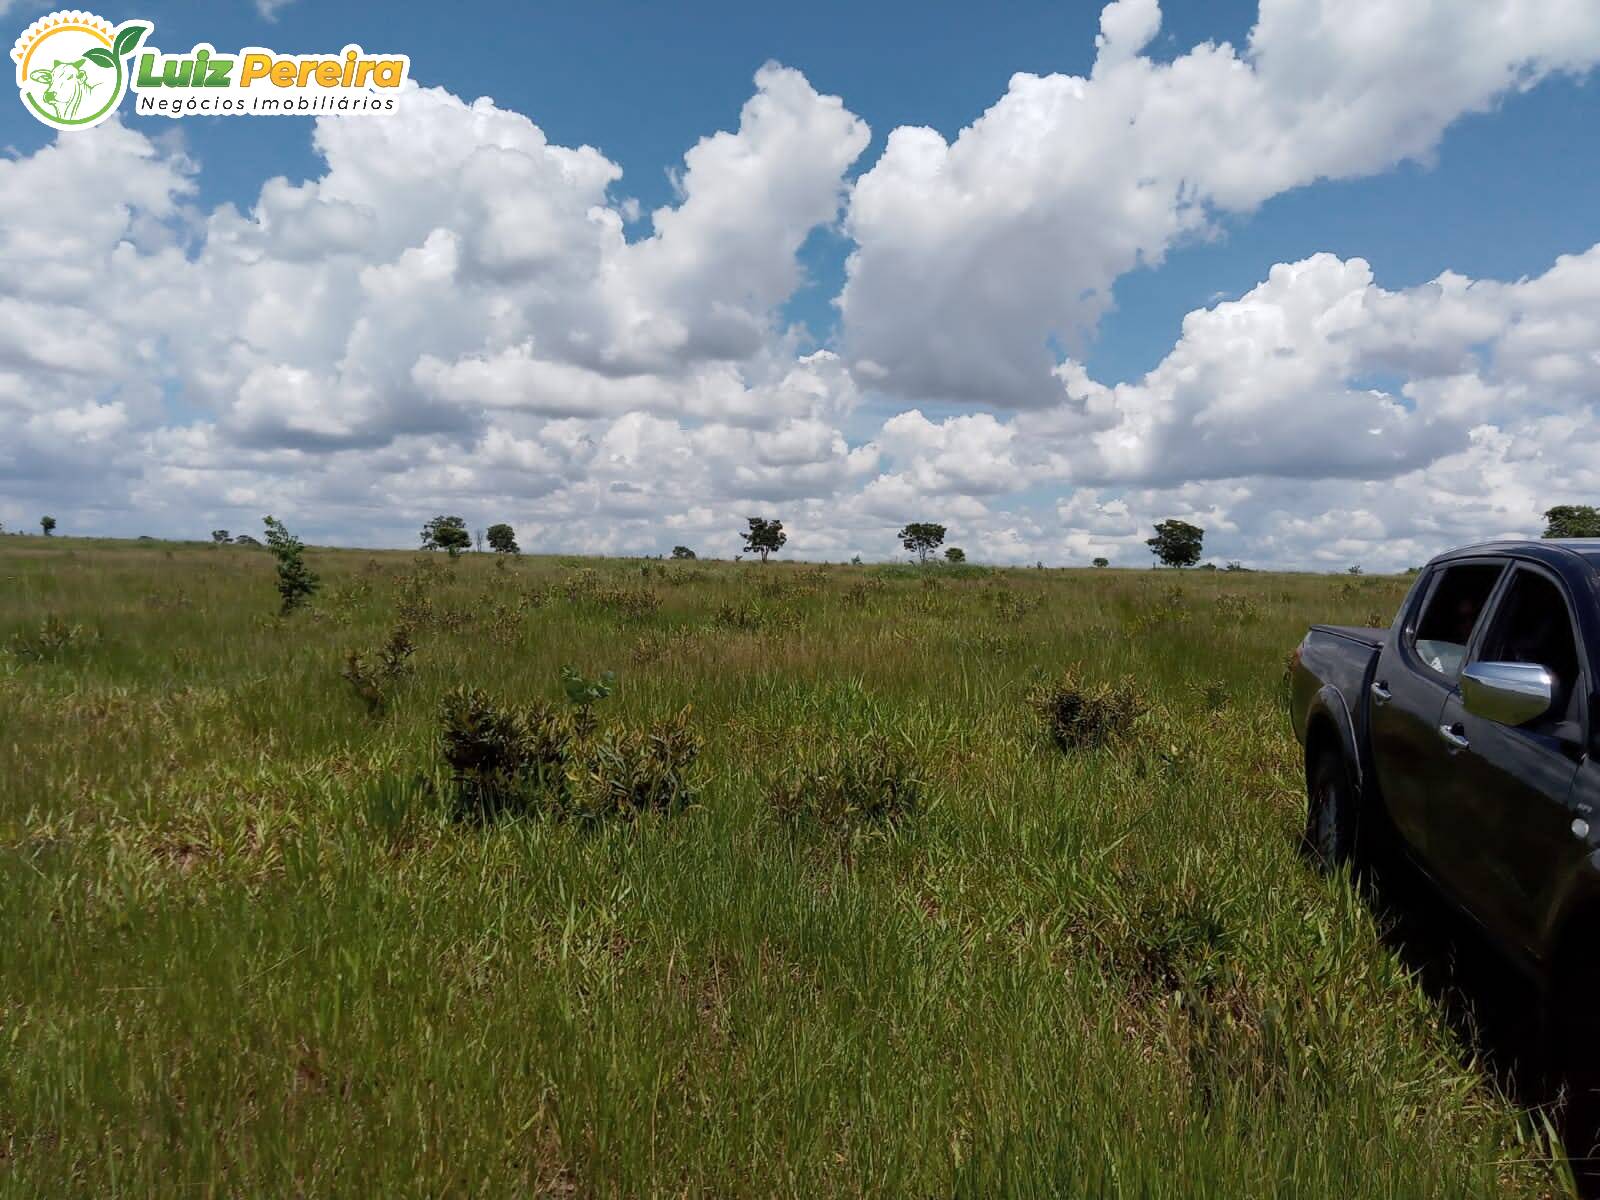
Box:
[2,0,1598,568]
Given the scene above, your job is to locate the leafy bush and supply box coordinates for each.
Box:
[438,678,698,823]
[1214,593,1260,623]
[325,578,375,625]
[841,579,886,608]
[438,687,575,819]
[8,615,89,661]
[341,624,416,715]
[394,557,444,628]
[568,707,702,821]
[593,586,662,619]
[988,587,1044,621]
[1026,670,1147,751]
[768,729,924,828]
[485,602,524,646]
[561,568,602,602]
[712,600,768,630]
[631,627,699,664]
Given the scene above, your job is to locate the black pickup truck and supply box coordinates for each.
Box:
[1290,539,1600,1132]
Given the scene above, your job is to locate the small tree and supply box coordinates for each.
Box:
[1092,557,1109,568]
[211,530,232,544]
[422,515,472,558]
[262,515,319,614]
[40,516,56,537]
[671,545,697,560]
[1347,564,1363,575]
[1543,505,1600,539]
[486,523,519,554]
[743,517,786,563]
[944,546,966,564]
[898,522,946,564]
[474,529,485,553]
[1146,519,1204,568]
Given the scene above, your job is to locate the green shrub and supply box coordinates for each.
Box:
[7,615,89,661]
[593,586,661,619]
[988,588,1043,621]
[711,600,797,632]
[1214,593,1260,623]
[631,627,698,664]
[438,678,698,823]
[769,730,924,828]
[840,578,886,608]
[341,623,416,715]
[438,687,575,819]
[568,707,702,821]
[1026,670,1147,751]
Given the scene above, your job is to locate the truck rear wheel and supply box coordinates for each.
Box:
[1305,748,1357,870]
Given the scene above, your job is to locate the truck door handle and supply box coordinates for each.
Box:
[1438,724,1470,751]
[1370,681,1392,705]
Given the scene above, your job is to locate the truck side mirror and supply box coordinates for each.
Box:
[1460,661,1553,727]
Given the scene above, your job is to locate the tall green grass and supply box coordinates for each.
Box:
[0,538,1565,1195]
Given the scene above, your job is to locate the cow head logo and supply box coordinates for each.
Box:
[12,11,149,130]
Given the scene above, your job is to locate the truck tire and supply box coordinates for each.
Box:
[1305,748,1357,870]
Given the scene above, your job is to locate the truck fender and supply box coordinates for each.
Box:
[1301,683,1365,801]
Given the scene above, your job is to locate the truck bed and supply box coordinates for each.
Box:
[1290,624,1386,751]
[1309,624,1385,648]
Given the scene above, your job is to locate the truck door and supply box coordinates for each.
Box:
[1369,560,1506,861]
[1431,563,1587,958]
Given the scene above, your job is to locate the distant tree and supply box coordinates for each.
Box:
[1347,564,1363,575]
[1543,505,1600,539]
[1224,561,1246,572]
[233,533,261,547]
[1146,519,1204,568]
[262,516,319,614]
[40,516,56,536]
[486,523,519,554]
[422,515,472,558]
[850,554,863,566]
[474,528,485,553]
[211,529,232,544]
[944,546,966,564]
[671,545,697,560]
[1092,557,1109,568]
[742,517,787,563]
[898,522,947,563]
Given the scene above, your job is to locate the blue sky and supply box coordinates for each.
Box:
[7,0,1590,382]
[2,0,1598,566]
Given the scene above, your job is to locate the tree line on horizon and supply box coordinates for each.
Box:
[10,505,1600,568]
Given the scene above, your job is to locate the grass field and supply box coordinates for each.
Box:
[0,537,1570,1196]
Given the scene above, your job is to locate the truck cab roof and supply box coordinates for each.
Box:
[1431,539,1600,580]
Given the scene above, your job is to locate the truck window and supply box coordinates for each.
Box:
[1476,568,1582,729]
[1412,563,1504,678]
